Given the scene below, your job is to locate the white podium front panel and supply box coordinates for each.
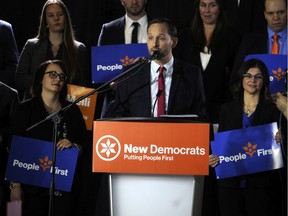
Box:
[110,174,204,216]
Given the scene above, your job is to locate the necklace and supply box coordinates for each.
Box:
[44,102,61,114]
[244,104,257,117]
[245,109,250,116]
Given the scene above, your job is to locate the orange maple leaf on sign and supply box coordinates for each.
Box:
[272,67,286,81]
[242,141,257,158]
[39,156,53,171]
[120,56,134,66]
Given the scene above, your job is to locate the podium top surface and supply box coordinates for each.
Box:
[98,115,206,123]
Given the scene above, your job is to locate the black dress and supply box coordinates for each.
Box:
[10,95,87,216]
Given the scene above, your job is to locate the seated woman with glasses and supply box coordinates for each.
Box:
[209,58,284,216]
[9,60,87,216]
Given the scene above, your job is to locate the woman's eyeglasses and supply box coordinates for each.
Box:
[45,71,67,81]
[243,73,263,81]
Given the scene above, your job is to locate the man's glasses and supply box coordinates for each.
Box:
[243,73,263,81]
[45,71,67,81]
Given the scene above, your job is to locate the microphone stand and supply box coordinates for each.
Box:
[151,89,163,117]
[26,54,156,216]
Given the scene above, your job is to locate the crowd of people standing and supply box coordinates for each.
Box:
[0,0,287,215]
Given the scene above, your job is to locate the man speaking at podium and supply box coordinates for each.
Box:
[103,18,207,120]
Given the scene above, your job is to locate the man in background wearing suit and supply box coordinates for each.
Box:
[0,20,18,87]
[231,0,287,85]
[103,18,207,119]
[97,0,149,117]
[97,0,148,45]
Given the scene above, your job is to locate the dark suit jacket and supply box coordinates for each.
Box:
[217,99,282,188]
[0,20,18,87]
[174,28,242,123]
[231,30,268,87]
[103,58,207,120]
[97,15,150,46]
[0,82,19,184]
[222,0,266,34]
[97,16,126,45]
[15,38,89,99]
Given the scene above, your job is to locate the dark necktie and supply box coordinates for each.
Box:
[131,22,139,43]
[272,34,279,54]
[157,66,165,117]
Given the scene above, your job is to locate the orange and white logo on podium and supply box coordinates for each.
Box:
[93,121,210,175]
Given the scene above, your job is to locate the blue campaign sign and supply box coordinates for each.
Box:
[245,54,287,94]
[91,43,149,83]
[5,136,79,192]
[211,123,284,179]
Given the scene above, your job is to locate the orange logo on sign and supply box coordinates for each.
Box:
[242,141,257,158]
[95,135,121,161]
[272,67,286,81]
[39,156,53,171]
[93,121,210,175]
[120,56,135,66]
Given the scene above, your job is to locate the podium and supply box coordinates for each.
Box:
[93,118,210,216]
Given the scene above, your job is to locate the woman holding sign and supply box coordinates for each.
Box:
[9,60,86,216]
[209,58,284,216]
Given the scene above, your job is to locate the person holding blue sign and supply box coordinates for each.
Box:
[209,58,284,216]
[9,60,86,216]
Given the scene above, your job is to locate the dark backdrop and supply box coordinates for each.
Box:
[0,0,196,53]
[0,1,197,215]
[0,1,267,215]
[0,0,197,117]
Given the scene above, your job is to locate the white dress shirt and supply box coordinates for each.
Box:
[124,14,148,44]
[150,57,174,117]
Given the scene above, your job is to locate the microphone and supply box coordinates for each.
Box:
[149,51,161,60]
[151,89,163,117]
[138,51,161,63]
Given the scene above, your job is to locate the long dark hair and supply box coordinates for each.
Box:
[232,58,271,102]
[191,0,228,53]
[36,0,81,84]
[31,60,67,100]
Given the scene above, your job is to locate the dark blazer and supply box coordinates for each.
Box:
[231,30,268,87]
[0,82,19,184]
[97,16,126,45]
[0,82,19,136]
[174,28,242,123]
[103,58,207,120]
[218,99,281,188]
[222,0,266,34]
[14,38,89,99]
[219,99,280,131]
[0,20,18,87]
